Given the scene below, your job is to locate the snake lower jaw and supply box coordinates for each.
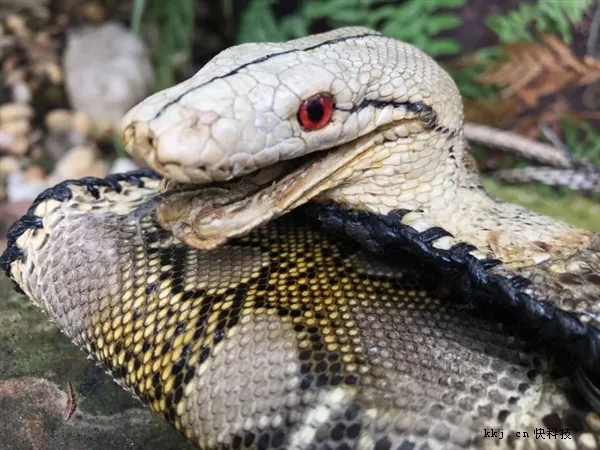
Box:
[151,124,411,250]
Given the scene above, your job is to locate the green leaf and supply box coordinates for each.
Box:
[233,0,465,63]
[329,8,371,24]
[382,18,425,42]
[434,0,466,7]
[363,5,404,24]
[486,0,593,43]
[425,14,462,35]
[389,1,428,22]
[280,15,309,39]
[561,117,600,165]
[237,0,284,43]
[302,1,340,19]
[130,0,147,34]
[425,38,461,56]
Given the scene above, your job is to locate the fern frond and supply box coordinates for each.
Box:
[561,117,600,165]
[132,0,196,90]
[478,34,600,108]
[486,0,594,43]
[450,47,503,101]
[237,0,465,57]
[236,0,285,43]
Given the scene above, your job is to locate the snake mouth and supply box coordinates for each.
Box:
[139,119,419,250]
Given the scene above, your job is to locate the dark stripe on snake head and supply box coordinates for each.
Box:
[150,32,384,121]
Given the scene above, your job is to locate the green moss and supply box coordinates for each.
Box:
[483,178,600,231]
[0,281,78,380]
[0,179,596,448]
[0,276,137,415]
[0,275,192,447]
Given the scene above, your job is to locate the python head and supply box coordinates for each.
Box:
[122,27,462,183]
[120,27,471,248]
[121,26,592,270]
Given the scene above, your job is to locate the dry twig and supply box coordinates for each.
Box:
[493,166,600,194]
[464,122,573,168]
[63,381,77,421]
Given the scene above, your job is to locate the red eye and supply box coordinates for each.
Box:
[297,93,334,130]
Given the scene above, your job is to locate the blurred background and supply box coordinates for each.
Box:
[1,0,599,255]
[0,1,599,447]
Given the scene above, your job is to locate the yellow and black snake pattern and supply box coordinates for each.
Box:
[2,27,600,449]
[1,172,599,449]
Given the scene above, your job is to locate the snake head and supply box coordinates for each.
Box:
[121,27,462,185]
[120,26,592,279]
[120,27,468,249]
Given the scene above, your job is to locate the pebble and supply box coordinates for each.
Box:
[44,61,63,84]
[44,129,87,161]
[0,103,33,122]
[63,21,154,128]
[50,145,108,181]
[82,1,105,22]
[6,14,30,38]
[0,103,33,155]
[0,156,21,175]
[110,157,140,174]
[72,112,91,135]
[45,109,74,132]
[11,81,32,103]
[0,130,29,155]
[44,111,91,161]
[5,146,107,202]
[2,119,30,136]
[6,172,47,202]
[23,165,46,181]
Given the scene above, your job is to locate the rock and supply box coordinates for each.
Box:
[72,112,91,135]
[0,130,29,155]
[0,274,193,450]
[6,172,47,202]
[11,81,31,103]
[63,22,154,129]
[109,157,139,174]
[45,109,74,132]
[0,156,21,175]
[23,165,46,181]
[49,145,108,181]
[0,103,33,155]
[0,102,33,123]
[0,376,190,450]
[81,1,105,22]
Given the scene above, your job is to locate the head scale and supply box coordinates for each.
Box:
[121,27,462,183]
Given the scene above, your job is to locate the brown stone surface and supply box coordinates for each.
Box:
[0,274,193,450]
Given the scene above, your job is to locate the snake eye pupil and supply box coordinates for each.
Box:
[307,101,324,122]
[298,93,333,130]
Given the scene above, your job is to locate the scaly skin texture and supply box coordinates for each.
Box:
[121,28,599,377]
[3,173,600,449]
[2,27,600,449]
[121,27,593,267]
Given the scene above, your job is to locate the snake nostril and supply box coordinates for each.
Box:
[122,121,157,160]
[145,133,156,151]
